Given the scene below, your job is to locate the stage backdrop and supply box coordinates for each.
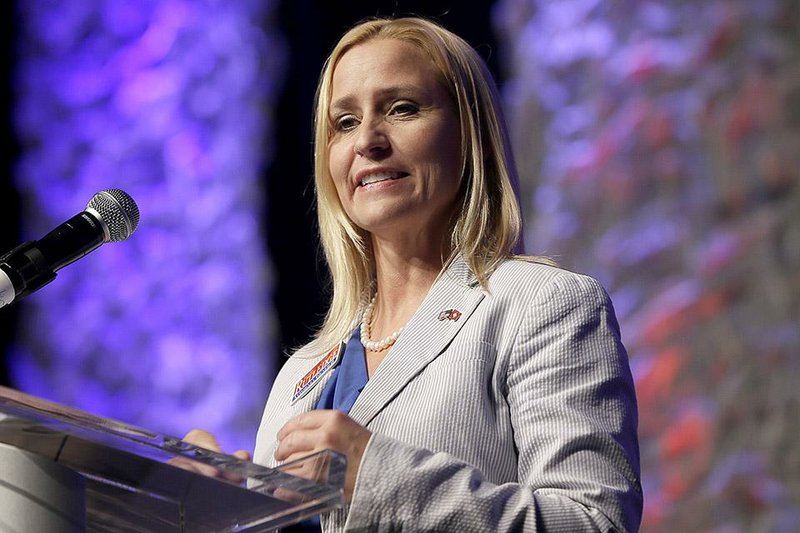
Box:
[496,0,800,531]
[10,0,285,452]
[7,0,800,531]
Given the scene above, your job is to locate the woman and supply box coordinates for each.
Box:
[192,17,641,532]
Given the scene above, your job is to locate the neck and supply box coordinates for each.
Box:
[362,236,450,348]
[371,239,448,315]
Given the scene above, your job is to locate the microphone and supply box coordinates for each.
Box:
[0,189,140,309]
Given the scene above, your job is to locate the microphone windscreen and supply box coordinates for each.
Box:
[87,189,140,242]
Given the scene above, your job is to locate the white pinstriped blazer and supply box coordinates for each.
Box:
[254,257,642,532]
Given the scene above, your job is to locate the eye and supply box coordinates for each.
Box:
[333,114,359,132]
[389,101,419,116]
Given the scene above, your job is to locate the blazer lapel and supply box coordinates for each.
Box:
[348,257,485,427]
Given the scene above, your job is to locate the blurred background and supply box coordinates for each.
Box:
[0,1,798,531]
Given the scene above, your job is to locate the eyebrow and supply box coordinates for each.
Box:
[329,84,428,113]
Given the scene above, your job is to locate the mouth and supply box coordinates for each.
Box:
[357,171,409,187]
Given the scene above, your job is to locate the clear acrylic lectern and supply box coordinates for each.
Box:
[0,386,345,532]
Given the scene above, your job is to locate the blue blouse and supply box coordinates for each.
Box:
[315,329,368,413]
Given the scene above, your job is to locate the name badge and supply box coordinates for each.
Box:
[291,342,345,404]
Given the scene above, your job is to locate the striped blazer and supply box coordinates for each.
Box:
[254,257,642,532]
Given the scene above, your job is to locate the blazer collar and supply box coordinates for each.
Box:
[348,255,485,427]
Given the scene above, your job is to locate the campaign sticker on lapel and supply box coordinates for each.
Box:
[291,342,345,405]
[437,309,462,321]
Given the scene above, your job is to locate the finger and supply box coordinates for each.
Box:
[232,449,251,461]
[183,428,223,452]
[275,427,321,462]
[276,411,329,441]
[277,410,365,462]
[277,409,353,441]
[260,451,329,503]
[278,452,328,484]
[168,455,224,478]
[216,449,252,484]
[173,429,247,480]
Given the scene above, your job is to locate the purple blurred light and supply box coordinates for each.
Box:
[12,0,282,453]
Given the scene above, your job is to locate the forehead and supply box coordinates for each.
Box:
[329,39,445,104]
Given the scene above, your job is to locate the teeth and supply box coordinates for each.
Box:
[360,172,404,186]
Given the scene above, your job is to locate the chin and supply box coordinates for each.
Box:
[352,204,419,229]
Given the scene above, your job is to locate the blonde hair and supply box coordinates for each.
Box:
[298,17,545,357]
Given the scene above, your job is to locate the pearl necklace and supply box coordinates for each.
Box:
[360,293,406,351]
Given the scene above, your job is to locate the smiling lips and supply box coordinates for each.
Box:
[357,171,409,187]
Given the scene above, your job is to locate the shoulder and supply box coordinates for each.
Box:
[487,258,611,307]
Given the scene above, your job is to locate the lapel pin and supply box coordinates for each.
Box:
[438,309,462,321]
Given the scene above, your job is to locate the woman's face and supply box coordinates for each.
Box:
[327,38,462,243]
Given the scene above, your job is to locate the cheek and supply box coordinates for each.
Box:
[429,133,463,195]
[328,144,351,197]
[421,118,461,178]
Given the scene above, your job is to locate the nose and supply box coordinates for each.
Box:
[353,117,389,158]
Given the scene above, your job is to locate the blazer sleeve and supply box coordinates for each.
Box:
[339,271,643,532]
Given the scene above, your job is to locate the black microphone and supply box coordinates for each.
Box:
[0,189,140,309]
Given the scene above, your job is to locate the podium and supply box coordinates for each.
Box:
[0,386,345,532]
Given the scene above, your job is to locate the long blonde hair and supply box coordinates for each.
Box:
[298,17,541,357]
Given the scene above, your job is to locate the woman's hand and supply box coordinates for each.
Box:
[275,410,372,502]
[182,429,251,460]
[170,429,251,481]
